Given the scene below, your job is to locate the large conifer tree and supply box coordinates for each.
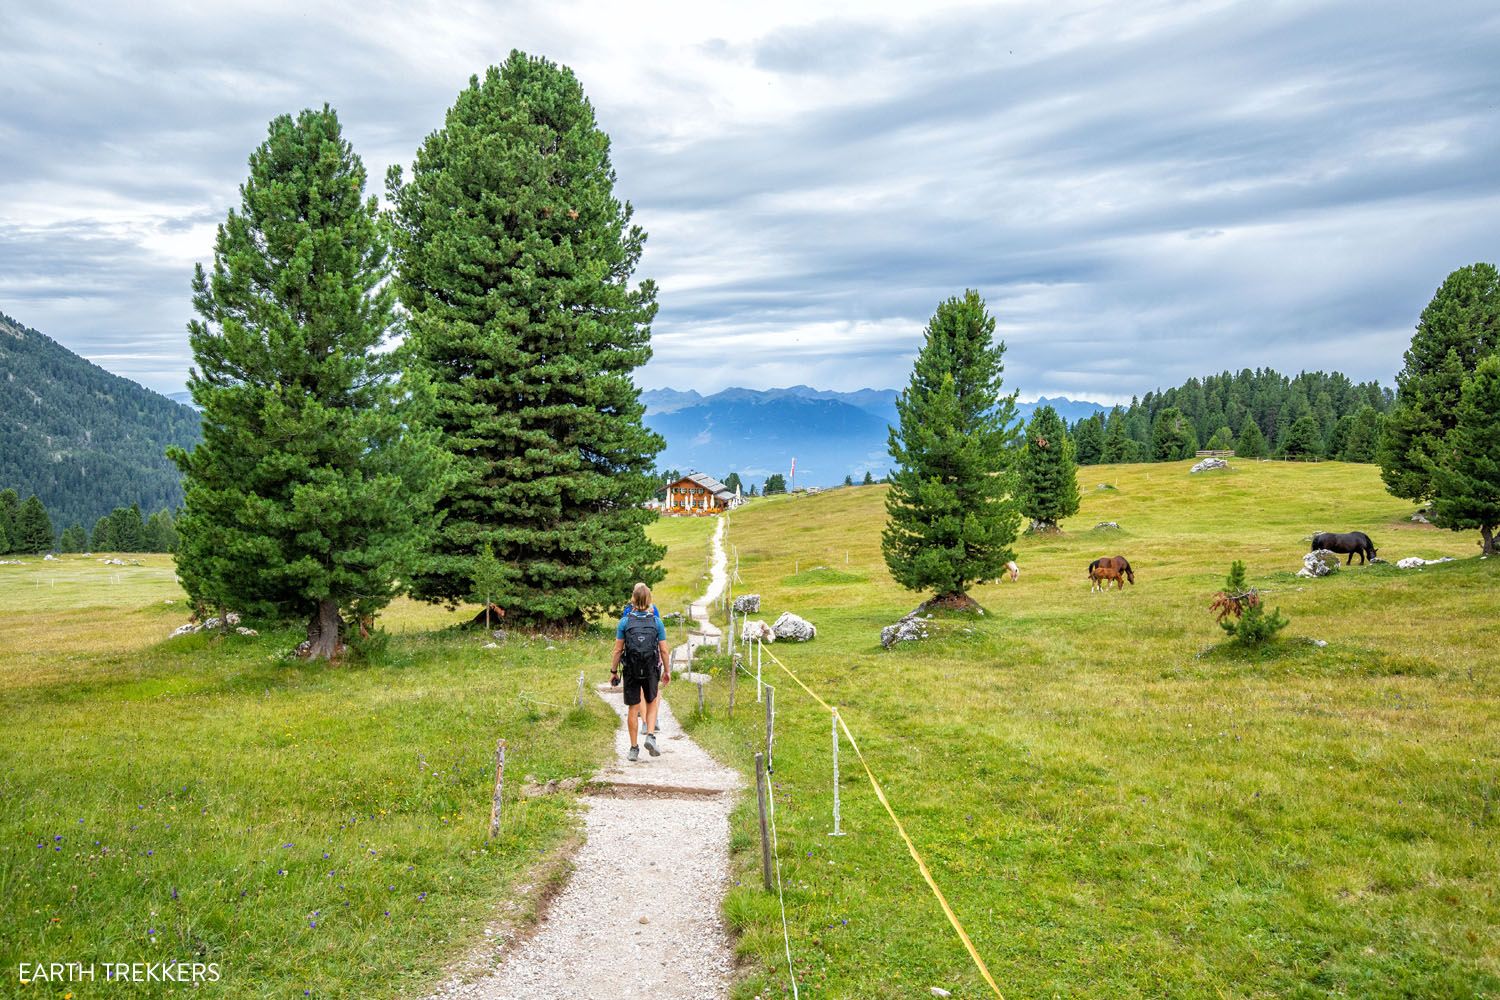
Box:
[388,52,664,626]
[14,494,54,553]
[1101,409,1134,463]
[1018,405,1080,530]
[1235,416,1268,458]
[0,488,19,553]
[1432,355,1500,554]
[1380,263,1500,502]
[883,290,1020,602]
[171,107,446,658]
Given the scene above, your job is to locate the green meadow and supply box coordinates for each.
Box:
[679,460,1499,999]
[0,559,620,997]
[1,460,1496,998]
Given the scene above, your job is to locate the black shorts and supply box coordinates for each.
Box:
[623,664,661,706]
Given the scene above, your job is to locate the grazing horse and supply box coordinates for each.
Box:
[1088,555,1135,592]
[1005,560,1020,582]
[1311,531,1377,565]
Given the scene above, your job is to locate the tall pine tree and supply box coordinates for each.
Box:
[1280,415,1322,460]
[1072,414,1104,465]
[388,52,664,626]
[1101,409,1135,463]
[15,494,54,553]
[1380,263,1500,502]
[172,107,447,658]
[59,523,87,553]
[1018,405,1080,531]
[1431,355,1500,554]
[0,488,19,553]
[1339,405,1382,463]
[883,291,1020,603]
[1151,406,1194,460]
[1235,416,1268,458]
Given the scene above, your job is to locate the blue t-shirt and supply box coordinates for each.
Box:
[617,607,667,642]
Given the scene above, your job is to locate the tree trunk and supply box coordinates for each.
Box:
[1483,524,1496,556]
[305,598,342,660]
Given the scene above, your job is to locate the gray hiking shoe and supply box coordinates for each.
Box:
[644,733,660,757]
[627,745,639,762]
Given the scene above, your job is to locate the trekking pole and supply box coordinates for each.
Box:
[830,707,845,837]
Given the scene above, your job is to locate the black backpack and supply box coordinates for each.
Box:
[621,611,659,680]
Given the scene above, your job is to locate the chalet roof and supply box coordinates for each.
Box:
[666,470,735,501]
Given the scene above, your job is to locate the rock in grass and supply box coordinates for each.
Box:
[881,613,929,650]
[732,593,760,613]
[1297,550,1340,578]
[741,619,775,643]
[1094,521,1121,530]
[1190,457,1230,473]
[1397,556,1453,569]
[772,611,816,641]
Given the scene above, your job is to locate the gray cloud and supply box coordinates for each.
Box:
[2,1,1497,402]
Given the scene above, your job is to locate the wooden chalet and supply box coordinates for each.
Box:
[660,472,741,515]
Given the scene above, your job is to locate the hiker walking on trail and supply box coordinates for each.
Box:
[611,583,671,761]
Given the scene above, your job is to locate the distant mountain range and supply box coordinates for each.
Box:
[0,311,201,533]
[0,307,1108,530]
[641,385,1106,487]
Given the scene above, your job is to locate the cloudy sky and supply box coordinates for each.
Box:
[3,1,1497,403]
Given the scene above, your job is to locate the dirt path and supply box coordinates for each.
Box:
[673,515,728,671]
[426,517,740,1000]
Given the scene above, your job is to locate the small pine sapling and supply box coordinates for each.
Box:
[1211,560,1289,645]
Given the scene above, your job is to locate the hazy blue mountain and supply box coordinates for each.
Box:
[640,386,1107,488]
[167,390,199,410]
[638,387,703,414]
[1025,395,1110,425]
[644,394,894,487]
[0,310,202,536]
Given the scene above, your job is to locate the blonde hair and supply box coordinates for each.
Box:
[631,582,653,611]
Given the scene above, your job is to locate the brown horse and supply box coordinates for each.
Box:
[1088,555,1135,592]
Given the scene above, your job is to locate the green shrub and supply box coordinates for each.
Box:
[1211,560,1289,645]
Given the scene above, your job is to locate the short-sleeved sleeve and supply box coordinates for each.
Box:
[615,614,628,640]
[655,618,667,642]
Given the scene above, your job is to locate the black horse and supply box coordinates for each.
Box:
[1311,531,1377,565]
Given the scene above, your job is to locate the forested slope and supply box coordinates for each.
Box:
[0,311,200,533]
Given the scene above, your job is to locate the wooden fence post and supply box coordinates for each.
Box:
[488,739,506,839]
[755,752,773,892]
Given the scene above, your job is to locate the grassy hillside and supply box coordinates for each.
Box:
[673,460,1499,999]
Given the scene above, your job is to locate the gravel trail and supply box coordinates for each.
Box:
[426,516,741,1000]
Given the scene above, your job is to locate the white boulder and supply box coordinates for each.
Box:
[772,611,816,642]
[1396,556,1453,569]
[1190,457,1230,474]
[1296,550,1341,578]
[732,593,760,613]
[881,613,930,649]
[741,619,775,643]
